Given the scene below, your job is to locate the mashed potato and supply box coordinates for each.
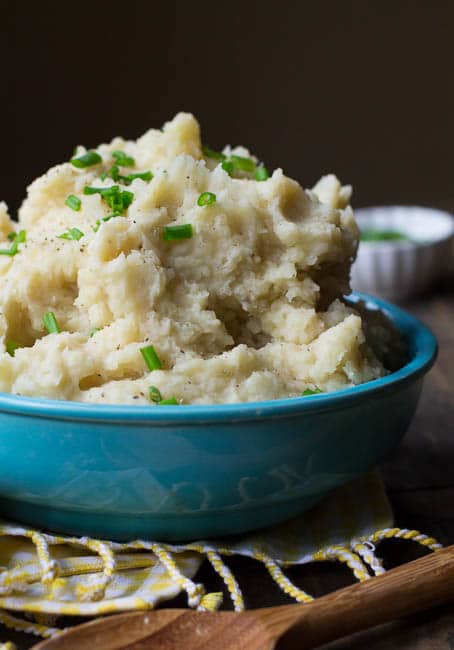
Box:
[0,113,385,404]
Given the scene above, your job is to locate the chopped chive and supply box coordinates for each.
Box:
[101,168,153,185]
[163,224,193,241]
[58,227,84,241]
[112,150,135,167]
[148,385,162,403]
[159,397,178,405]
[360,229,409,242]
[102,186,133,213]
[255,165,269,181]
[141,344,162,371]
[221,160,234,176]
[10,230,26,253]
[120,190,134,210]
[302,388,323,396]
[7,232,16,241]
[101,186,120,200]
[0,246,16,256]
[13,230,26,247]
[230,155,256,173]
[202,145,226,161]
[92,214,121,232]
[93,215,117,231]
[65,194,82,211]
[100,165,120,182]
[6,340,21,356]
[84,185,107,195]
[84,185,133,215]
[43,311,60,334]
[0,230,26,256]
[197,192,216,207]
[122,171,153,184]
[89,327,101,337]
[71,151,102,168]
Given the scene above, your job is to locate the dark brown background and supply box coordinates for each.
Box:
[1,1,453,213]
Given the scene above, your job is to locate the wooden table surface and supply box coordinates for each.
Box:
[3,280,453,649]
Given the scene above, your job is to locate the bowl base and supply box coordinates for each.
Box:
[0,494,324,542]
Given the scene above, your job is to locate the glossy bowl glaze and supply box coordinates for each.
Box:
[0,294,436,541]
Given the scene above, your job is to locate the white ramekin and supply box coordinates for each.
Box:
[350,206,454,302]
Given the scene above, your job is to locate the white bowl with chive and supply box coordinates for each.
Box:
[351,206,454,301]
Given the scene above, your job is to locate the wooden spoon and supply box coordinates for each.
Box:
[34,544,454,650]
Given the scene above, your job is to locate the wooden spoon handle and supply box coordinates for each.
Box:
[267,544,454,648]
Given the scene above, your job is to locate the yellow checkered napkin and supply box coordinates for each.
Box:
[0,473,441,640]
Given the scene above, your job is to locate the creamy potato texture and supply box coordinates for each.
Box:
[0,113,385,404]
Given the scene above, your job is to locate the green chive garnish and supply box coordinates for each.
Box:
[58,227,84,241]
[100,165,120,182]
[6,340,21,356]
[122,171,153,184]
[159,397,178,405]
[141,345,162,371]
[255,165,269,181]
[149,385,162,403]
[202,146,226,161]
[93,214,121,232]
[83,186,106,195]
[100,168,153,185]
[89,327,101,337]
[221,160,234,176]
[302,388,322,396]
[65,195,82,211]
[112,150,135,167]
[101,186,133,213]
[197,192,216,207]
[230,155,256,173]
[43,311,60,334]
[10,230,26,254]
[119,190,134,210]
[360,230,409,242]
[7,232,16,241]
[71,151,102,168]
[163,224,193,241]
[0,230,26,256]
[84,185,133,216]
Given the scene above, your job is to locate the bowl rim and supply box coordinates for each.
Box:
[355,204,454,249]
[0,292,437,423]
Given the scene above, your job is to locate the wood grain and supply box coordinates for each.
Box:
[314,605,454,650]
[275,545,454,649]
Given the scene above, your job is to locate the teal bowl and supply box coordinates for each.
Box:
[0,293,436,542]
